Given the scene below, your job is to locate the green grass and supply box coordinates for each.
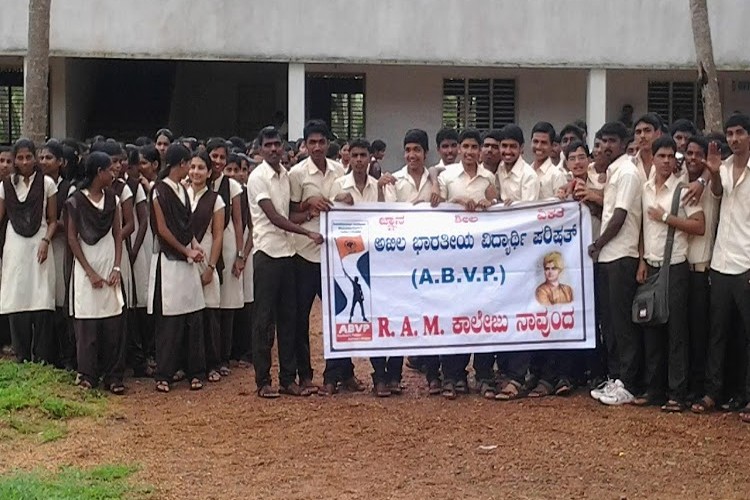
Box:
[0,360,106,442]
[0,464,152,499]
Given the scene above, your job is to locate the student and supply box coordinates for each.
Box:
[638,137,704,412]
[480,129,503,176]
[66,151,126,394]
[559,124,586,151]
[187,150,224,383]
[588,122,643,406]
[368,139,386,179]
[625,135,639,158]
[433,128,496,399]
[154,128,174,164]
[231,155,254,367]
[683,136,719,399]
[530,122,568,199]
[376,129,437,395]
[289,120,345,396]
[632,113,663,183]
[207,140,246,377]
[248,126,323,399]
[0,147,13,180]
[692,114,750,424]
[496,125,540,205]
[670,119,698,154]
[328,138,381,394]
[39,139,74,370]
[148,144,207,393]
[0,138,58,363]
[339,141,351,171]
[435,128,459,167]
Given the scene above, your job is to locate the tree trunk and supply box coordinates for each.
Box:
[22,0,51,145]
[689,0,723,133]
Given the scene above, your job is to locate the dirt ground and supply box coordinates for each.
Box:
[0,299,748,499]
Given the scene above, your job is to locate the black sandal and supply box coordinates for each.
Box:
[690,395,715,414]
[528,381,554,398]
[190,378,203,391]
[108,383,125,395]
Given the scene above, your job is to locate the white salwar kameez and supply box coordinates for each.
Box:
[129,183,150,308]
[188,186,224,309]
[213,175,244,309]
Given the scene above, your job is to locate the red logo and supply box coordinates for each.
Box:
[336,323,373,342]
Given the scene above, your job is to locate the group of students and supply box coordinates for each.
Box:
[0,112,748,424]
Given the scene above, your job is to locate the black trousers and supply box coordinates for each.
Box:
[204,308,221,371]
[53,307,75,369]
[440,353,470,384]
[422,356,441,384]
[74,313,125,386]
[598,257,641,392]
[8,310,54,363]
[643,262,690,402]
[370,356,403,384]
[687,268,710,395]
[252,252,297,389]
[496,352,531,385]
[473,353,497,385]
[704,269,750,402]
[0,314,10,346]
[294,256,318,382]
[153,260,205,382]
[219,308,237,367]
[231,302,253,362]
[536,351,573,387]
[126,307,154,372]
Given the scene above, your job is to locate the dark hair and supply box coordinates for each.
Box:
[40,139,64,160]
[371,139,386,152]
[651,136,677,155]
[181,137,198,152]
[559,124,585,142]
[303,119,330,141]
[257,127,282,146]
[531,121,556,143]
[226,153,242,168]
[563,140,589,158]
[458,128,482,145]
[0,145,10,154]
[135,136,152,147]
[670,119,697,136]
[724,113,750,134]
[686,135,708,156]
[155,128,174,143]
[157,144,191,179]
[573,119,588,134]
[191,150,211,169]
[205,137,228,155]
[62,145,83,182]
[125,144,140,166]
[597,122,629,141]
[436,127,459,147]
[634,112,662,131]
[349,138,371,153]
[228,136,246,151]
[500,124,525,145]
[326,142,340,160]
[90,140,123,158]
[139,144,161,170]
[481,129,503,143]
[12,137,36,158]
[626,134,636,145]
[79,151,112,190]
[403,128,429,152]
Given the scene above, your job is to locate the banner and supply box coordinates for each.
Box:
[320,201,595,359]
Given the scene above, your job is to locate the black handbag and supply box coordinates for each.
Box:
[631,184,683,325]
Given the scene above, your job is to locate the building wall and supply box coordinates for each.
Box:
[2,0,750,69]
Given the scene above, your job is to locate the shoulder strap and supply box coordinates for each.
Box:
[660,182,685,269]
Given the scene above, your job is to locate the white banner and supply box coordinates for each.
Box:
[320,201,595,359]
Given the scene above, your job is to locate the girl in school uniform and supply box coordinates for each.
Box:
[0,138,58,363]
[187,151,225,382]
[148,144,206,393]
[39,139,75,369]
[231,155,254,366]
[206,139,245,377]
[136,144,159,364]
[66,152,126,393]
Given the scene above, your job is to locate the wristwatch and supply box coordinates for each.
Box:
[661,212,669,223]
[237,251,245,260]
[697,177,708,187]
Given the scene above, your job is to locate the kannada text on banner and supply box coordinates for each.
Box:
[320,201,596,359]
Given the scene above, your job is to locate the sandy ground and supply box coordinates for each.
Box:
[0,300,748,500]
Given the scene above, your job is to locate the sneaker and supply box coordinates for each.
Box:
[589,378,616,400]
[598,380,635,406]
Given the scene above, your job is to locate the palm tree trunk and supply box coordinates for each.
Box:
[22,0,51,144]
[689,0,723,133]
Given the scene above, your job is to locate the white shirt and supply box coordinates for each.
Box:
[711,155,750,274]
[533,157,569,199]
[384,165,432,203]
[687,182,719,265]
[330,172,379,203]
[598,154,642,263]
[497,157,540,203]
[288,157,345,263]
[247,161,295,258]
[438,162,495,202]
[642,173,701,264]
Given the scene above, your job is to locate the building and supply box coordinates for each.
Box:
[1,0,749,165]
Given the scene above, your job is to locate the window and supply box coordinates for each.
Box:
[442,78,516,130]
[0,70,23,145]
[306,74,365,140]
[647,81,704,127]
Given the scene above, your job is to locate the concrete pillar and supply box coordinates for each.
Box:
[49,57,66,139]
[287,63,305,140]
[586,69,607,148]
